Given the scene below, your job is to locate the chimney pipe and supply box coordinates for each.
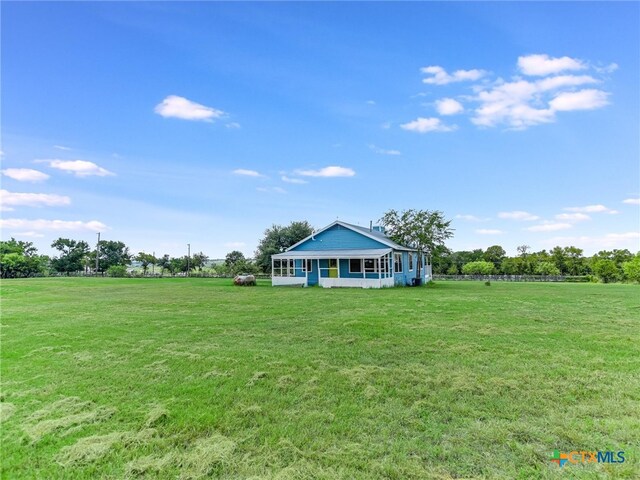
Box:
[369,220,372,231]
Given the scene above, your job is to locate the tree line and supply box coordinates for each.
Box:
[2,210,639,283]
[433,245,640,283]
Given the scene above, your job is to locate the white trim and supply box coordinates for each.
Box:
[272,276,307,287]
[318,277,394,289]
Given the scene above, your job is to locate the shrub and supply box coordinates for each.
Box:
[622,255,640,283]
[462,261,495,275]
[107,265,128,278]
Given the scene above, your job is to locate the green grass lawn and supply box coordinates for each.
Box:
[1,278,638,479]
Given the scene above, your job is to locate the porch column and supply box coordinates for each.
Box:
[337,258,341,278]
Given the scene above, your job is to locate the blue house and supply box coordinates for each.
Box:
[271,221,432,288]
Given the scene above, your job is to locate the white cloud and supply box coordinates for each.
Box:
[224,241,246,248]
[594,63,619,74]
[564,204,618,214]
[369,144,401,156]
[435,98,464,115]
[12,231,45,238]
[0,218,106,232]
[45,159,114,177]
[154,95,224,122]
[472,80,555,128]
[536,75,598,92]
[233,169,263,177]
[623,198,640,205]
[554,213,591,222]
[517,54,586,76]
[526,222,573,232]
[295,166,355,177]
[476,229,504,235]
[281,176,308,184]
[400,117,456,133]
[53,145,72,151]
[498,211,540,221]
[421,66,486,85]
[549,89,610,111]
[2,168,50,182]
[0,189,71,208]
[366,100,376,105]
[456,214,490,222]
[225,122,241,129]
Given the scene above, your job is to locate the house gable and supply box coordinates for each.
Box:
[291,223,389,251]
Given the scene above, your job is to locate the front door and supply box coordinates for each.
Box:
[307,259,318,286]
[328,259,338,278]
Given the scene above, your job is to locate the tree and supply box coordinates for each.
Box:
[380,209,454,279]
[225,251,245,271]
[157,254,171,276]
[51,238,90,274]
[462,261,495,275]
[95,240,131,272]
[168,257,184,276]
[192,252,209,272]
[535,261,561,276]
[0,239,47,278]
[255,221,314,273]
[592,259,620,283]
[136,252,157,276]
[483,245,506,271]
[517,245,530,257]
[622,254,640,283]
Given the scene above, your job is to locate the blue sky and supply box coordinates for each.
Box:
[2,2,639,258]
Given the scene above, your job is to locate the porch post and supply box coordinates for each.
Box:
[337,258,341,279]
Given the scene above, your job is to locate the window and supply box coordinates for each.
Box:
[349,259,362,273]
[394,253,403,273]
[364,259,378,273]
[381,256,390,275]
[273,259,282,276]
[409,253,414,271]
[288,259,294,276]
[306,259,312,272]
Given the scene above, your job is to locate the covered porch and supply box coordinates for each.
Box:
[272,248,395,288]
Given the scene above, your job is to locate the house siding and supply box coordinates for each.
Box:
[292,224,388,251]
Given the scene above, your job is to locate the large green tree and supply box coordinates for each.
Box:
[0,239,48,278]
[483,245,506,271]
[51,238,90,274]
[94,240,131,272]
[380,209,454,279]
[135,252,157,276]
[254,221,314,273]
[622,253,640,283]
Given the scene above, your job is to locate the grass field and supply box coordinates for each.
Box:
[1,278,638,479]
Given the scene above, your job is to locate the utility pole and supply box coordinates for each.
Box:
[95,232,101,275]
[187,244,191,277]
[152,251,155,276]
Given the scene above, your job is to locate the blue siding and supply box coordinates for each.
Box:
[292,224,388,251]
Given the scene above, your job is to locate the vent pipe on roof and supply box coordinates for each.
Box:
[370,220,373,232]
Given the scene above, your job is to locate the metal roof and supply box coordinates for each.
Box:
[272,248,392,259]
[284,220,416,252]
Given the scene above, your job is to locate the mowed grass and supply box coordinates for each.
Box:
[1,279,638,479]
